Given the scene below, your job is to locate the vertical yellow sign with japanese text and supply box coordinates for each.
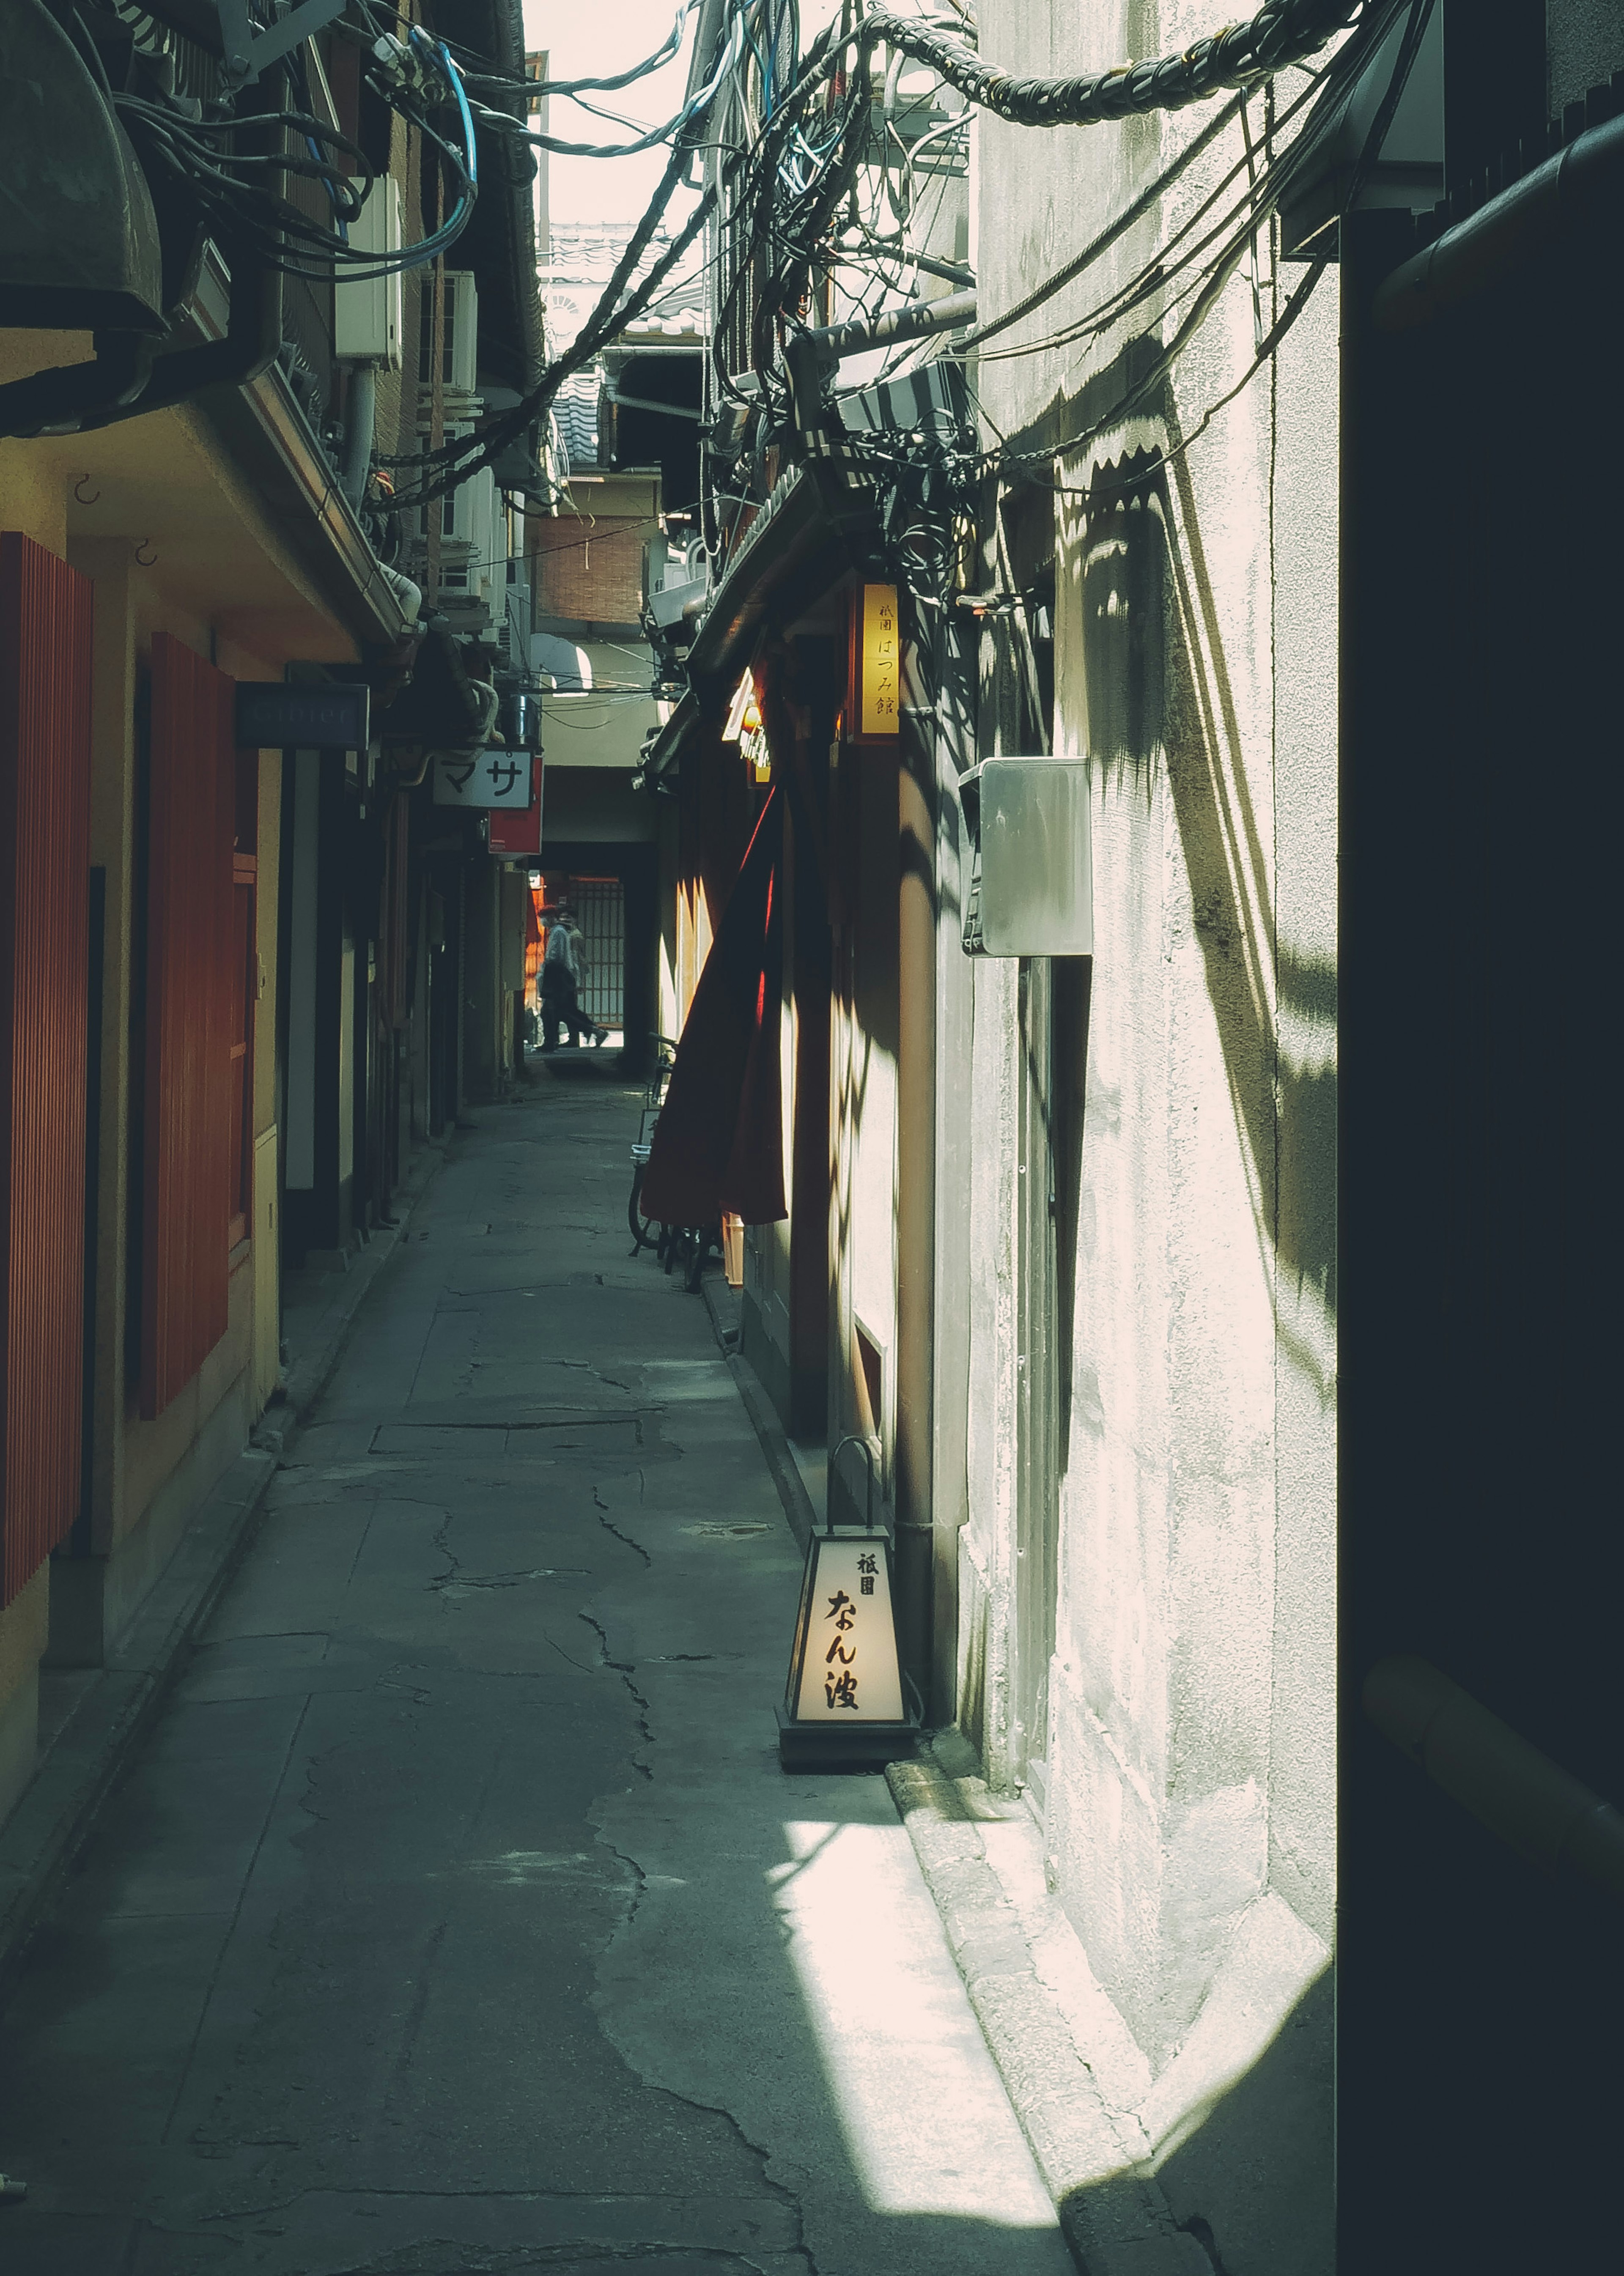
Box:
[860,581,900,737]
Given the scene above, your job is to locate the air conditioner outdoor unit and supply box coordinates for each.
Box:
[437,468,497,612]
[414,424,473,547]
[460,466,496,562]
[419,269,479,400]
[333,180,402,366]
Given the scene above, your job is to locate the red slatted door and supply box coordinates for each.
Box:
[229,858,256,1250]
[0,534,93,1607]
[231,751,258,1250]
[142,634,235,1419]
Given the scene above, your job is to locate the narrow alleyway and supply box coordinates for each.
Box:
[0,1077,1072,2276]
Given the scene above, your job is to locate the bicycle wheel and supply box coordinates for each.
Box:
[683,1221,721,1294]
[627,1165,658,1254]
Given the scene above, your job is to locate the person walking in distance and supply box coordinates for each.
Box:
[538,901,606,1049]
[564,912,609,1046]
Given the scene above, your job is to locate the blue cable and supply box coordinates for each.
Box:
[435,37,479,189]
[362,27,476,274]
[308,134,350,239]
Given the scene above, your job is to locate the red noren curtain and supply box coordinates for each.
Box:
[0,534,92,1605]
[640,788,786,1229]
[141,634,235,1419]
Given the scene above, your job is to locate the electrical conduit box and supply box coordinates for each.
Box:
[957,756,1094,958]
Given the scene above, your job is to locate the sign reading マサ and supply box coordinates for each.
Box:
[432,751,534,809]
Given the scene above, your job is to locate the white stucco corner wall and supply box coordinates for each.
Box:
[964,0,1340,2100]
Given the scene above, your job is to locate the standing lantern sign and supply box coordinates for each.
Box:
[777,1437,921,1769]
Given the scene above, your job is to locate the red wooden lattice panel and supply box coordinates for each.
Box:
[0,534,92,1607]
[141,634,235,1420]
[229,864,256,1249]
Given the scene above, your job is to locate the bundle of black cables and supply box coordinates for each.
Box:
[107,25,479,286]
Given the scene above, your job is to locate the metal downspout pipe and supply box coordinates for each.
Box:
[342,366,377,509]
[1373,110,1624,330]
[895,623,938,1721]
[1365,1657,1624,1899]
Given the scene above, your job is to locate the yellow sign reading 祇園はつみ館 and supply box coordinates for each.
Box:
[859,582,900,737]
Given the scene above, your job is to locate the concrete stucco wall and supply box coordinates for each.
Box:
[831,748,900,1514]
[1547,0,1624,111]
[958,957,1020,1773]
[962,5,1338,2257]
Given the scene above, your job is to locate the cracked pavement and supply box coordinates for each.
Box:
[0,1079,1073,2276]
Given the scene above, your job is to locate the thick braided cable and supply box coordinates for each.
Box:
[849,0,1359,129]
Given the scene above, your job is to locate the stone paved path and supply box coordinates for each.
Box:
[0,1076,1073,2276]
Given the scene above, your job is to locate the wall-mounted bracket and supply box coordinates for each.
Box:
[214,0,352,86]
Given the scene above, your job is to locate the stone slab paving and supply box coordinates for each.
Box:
[0,1079,1074,2276]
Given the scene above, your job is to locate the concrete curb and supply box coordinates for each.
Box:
[0,1138,453,1992]
[0,1445,278,1995]
[694,1275,1201,2267]
[269,1135,454,1442]
[724,1352,818,1555]
[698,1273,818,1555]
[885,1748,1215,2276]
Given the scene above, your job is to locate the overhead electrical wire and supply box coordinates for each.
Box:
[469,2,752,160]
[823,0,1361,133]
[698,0,1380,417]
[110,23,481,284]
[461,1,699,100]
[676,0,1426,606]
[398,0,1416,554]
[840,0,1433,619]
[966,0,1418,369]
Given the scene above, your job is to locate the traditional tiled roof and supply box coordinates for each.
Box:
[545,219,707,355]
[551,368,603,475]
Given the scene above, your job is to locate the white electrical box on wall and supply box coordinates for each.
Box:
[334,180,402,367]
[957,756,1094,958]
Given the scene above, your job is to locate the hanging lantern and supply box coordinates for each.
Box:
[722,667,771,782]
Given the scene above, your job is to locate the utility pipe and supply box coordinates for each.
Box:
[1364,1656,1624,1900]
[785,289,977,439]
[894,640,937,1722]
[1374,110,1624,332]
[899,247,976,291]
[811,285,977,361]
[342,366,377,507]
[379,565,422,624]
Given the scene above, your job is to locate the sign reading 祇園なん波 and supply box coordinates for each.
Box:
[789,1535,904,1723]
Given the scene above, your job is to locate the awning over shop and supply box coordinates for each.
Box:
[634,689,698,792]
[639,790,785,1228]
[686,458,876,689]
